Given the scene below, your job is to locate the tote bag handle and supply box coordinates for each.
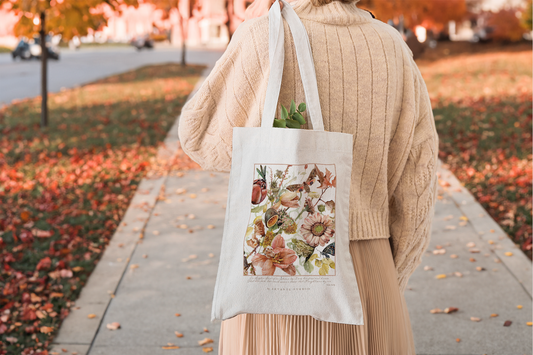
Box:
[260,0,325,131]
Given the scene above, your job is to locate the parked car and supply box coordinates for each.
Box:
[131,34,154,50]
[69,36,81,50]
[470,26,495,42]
[12,36,60,60]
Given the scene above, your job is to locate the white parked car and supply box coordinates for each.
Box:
[11,36,60,60]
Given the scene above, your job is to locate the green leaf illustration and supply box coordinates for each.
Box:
[290,100,296,115]
[298,255,305,266]
[251,204,265,213]
[303,259,314,273]
[298,102,306,112]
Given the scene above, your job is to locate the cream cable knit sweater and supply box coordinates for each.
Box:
[178,0,439,292]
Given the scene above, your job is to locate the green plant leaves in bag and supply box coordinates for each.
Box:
[290,100,296,115]
[293,112,306,125]
[273,119,287,128]
[285,119,301,129]
[281,105,289,120]
[273,101,307,129]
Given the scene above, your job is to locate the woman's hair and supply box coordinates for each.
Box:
[309,0,358,6]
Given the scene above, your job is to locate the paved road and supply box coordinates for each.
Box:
[0,46,224,105]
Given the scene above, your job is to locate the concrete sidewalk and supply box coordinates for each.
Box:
[49,72,532,355]
[406,166,532,355]
[49,166,532,355]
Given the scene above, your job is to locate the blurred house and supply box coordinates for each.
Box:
[100,0,235,47]
[0,0,250,49]
[0,10,19,48]
[448,0,527,41]
[85,0,235,47]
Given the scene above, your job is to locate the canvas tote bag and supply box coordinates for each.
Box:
[211,0,364,325]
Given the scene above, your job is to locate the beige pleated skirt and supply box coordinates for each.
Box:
[218,238,416,355]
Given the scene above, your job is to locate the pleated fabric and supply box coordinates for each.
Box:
[218,238,416,355]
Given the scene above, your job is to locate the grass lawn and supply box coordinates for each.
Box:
[0,63,204,354]
[0,47,12,54]
[417,49,532,259]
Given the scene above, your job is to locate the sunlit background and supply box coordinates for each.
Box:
[0,0,531,354]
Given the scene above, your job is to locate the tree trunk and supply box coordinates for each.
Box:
[40,11,48,128]
[181,39,186,66]
[176,9,187,66]
[226,0,234,42]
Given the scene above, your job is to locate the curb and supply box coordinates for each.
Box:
[49,63,216,355]
[437,160,532,298]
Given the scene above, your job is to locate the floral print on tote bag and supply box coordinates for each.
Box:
[243,164,337,277]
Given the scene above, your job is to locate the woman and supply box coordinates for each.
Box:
[178,0,439,353]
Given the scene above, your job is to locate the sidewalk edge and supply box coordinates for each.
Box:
[438,160,532,298]
[49,63,216,355]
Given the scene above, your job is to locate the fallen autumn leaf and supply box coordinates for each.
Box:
[444,307,459,314]
[162,345,180,350]
[198,338,214,346]
[40,326,53,334]
[106,322,121,330]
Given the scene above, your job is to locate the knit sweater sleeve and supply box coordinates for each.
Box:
[178,18,269,172]
[389,63,440,293]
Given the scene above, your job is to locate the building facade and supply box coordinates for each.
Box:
[0,0,249,49]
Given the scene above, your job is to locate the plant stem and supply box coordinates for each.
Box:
[246,245,260,260]
[312,187,329,208]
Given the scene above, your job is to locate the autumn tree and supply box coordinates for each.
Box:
[0,0,138,127]
[487,7,528,42]
[521,0,532,31]
[150,0,195,66]
[358,0,468,32]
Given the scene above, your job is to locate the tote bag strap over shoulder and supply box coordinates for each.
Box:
[260,0,325,131]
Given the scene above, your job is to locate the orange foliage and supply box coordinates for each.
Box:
[0,0,139,40]
[358,0,467,30]
[486,8,527,42]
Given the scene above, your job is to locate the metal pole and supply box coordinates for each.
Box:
[40,11,48,128]
[181,37,186,66]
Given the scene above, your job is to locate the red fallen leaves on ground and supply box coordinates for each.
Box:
[0,64,203,354]
[420,50,532,259]
[433,93,532,259]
